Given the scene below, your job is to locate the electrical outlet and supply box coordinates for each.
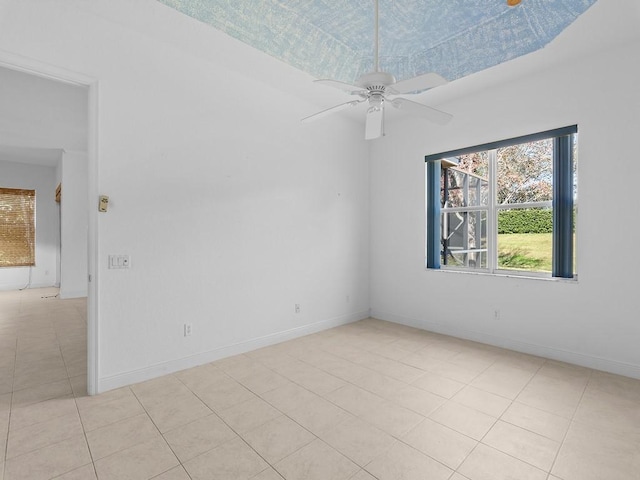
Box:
[295,304,300,314]
[184,323,192,337]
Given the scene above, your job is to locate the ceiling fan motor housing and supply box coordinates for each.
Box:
[357,71,396,90]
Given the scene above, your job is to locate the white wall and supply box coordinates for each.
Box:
[0,159,60,290]
[370,4,640,378]
[0,0,370,391]
[59,150,88,299]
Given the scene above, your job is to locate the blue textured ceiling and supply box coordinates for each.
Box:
[157,0,598,84]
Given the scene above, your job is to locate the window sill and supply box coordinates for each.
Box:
[427,267,578,283]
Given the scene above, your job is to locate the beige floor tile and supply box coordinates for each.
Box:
[320,416,395,467]
[482,420,560,471]
[250,467,285,480]
[260,382,320,414]
[4,434,91,480]
[65,360,86,378]
[131,375,188,408]
[426,359,484,384]
[275,438,360,480]
[7,411,84,459]
[0,411,8,458]
[573,386,640,434]
[516,374,585,418]
[449,474,472,480]
[163,413,237,463]
[452,385,512,417]
[412,371,465,398]
[52,464,97,479]
[243,414,315,464]
[358,400,424,438]
[276,362,347,396]
[326,384,424,438]
[174,363,227,392]
[501,402,570,442]
[349,370,408,399]
[350,351,425,383]
[86,412,160,460]
[374,342,415,362]
[233,366,291,395]
[94,436,178,480]
[8,396,77,431]
[143,389,212,433]
[430,401,497,440]
[470,364,535,399]
[78,393,145,432]
[402,418,477,469]
[551,421,640,480]
[365,441,453,480]
[11,378,73,407]
[74,386,132,410]
[194,376,257,412]
[218,396,282,433]
[0,392,12,412]
[458,444,547,480]
[70,375,87,397]
[448,349,497,374]
[404,343,460,366]
[183,436,268,480]
[286,395,354,436]
[150,466,191,480]
[325,384,385,418]
[537,361,590,385]
[12,365,69,391]
[587,370,640,402]
[349,470,378,480]
[383,384,446,416]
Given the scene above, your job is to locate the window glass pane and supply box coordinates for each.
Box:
[441,210,487,268]
[497,139,553,204]
[441,152,489,208]
[497,207,552,273]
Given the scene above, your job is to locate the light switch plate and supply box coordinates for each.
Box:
[108,255,130,269]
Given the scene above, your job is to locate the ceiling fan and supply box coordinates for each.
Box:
[301,0,453,140]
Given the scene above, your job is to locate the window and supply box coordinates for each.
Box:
[0,188,36,267]
[426,126,577,278]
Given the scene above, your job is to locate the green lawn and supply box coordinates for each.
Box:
[498,233,552,272]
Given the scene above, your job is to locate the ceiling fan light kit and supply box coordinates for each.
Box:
[302,0,453,140]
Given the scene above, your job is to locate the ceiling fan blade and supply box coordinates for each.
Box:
[390,98,452,125]
[388,72,448,95]
[301,99,364,123]
[314,79,367,96]
[365,106,384,140]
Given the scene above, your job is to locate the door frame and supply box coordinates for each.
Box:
[0,51,100,395]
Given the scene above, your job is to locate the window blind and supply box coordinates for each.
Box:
[0,188,36,267]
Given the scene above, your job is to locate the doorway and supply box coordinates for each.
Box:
[0,55,99,395]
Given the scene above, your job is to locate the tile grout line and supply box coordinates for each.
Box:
[545,367,593,479]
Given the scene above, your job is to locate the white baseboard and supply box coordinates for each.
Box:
[98,310,370,393]
[0,282,57,291]
[371,309,640,380]
[59,289,88,299]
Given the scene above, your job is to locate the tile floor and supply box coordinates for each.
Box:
[1,287,639,480]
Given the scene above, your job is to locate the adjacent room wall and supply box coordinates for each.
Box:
[0,0,370,391]
[369,8,640,378]
[59,150,88,299]
[0,159,60,290]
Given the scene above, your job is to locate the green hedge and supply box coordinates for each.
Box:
[498,209,553,234]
